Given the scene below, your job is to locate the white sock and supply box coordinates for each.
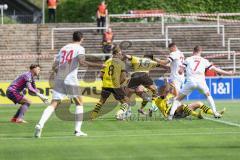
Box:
[207,96,217,113]
[75,105,83,133]
[169,99,181,116]
[38,106,55,128]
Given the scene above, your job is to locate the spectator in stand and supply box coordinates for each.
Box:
[102,27,113,60]
[97,1,108,34]
[47,0,58,23]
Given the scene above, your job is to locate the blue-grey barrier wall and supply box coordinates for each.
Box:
[154,77,240,100]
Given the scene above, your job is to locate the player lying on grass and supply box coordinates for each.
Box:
[168,45,234,120]
[90,46,132,120]
[151,81,225,120]
[6,64,48,123]
[124,53,168,115]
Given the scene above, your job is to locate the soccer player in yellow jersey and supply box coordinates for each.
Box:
[153,80,225,119]
[124,53,164,115]
[91,46,130,120]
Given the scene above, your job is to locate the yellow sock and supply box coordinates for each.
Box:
[183,105,198,117]
[200,105,214,115]
[90,102,102,119]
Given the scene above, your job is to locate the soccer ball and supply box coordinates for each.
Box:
[115,107,132,120]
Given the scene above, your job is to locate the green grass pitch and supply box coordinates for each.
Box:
[0,101,240,160]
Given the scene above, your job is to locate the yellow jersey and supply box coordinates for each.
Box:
[102,58,126,88]
[154,94,174,118]
[131,56,158,73]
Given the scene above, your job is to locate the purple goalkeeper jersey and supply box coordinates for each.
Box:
[7,71,37,93]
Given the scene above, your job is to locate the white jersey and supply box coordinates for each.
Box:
[55,43,85,85]
[167,49,185,82]
[183,55,212,82]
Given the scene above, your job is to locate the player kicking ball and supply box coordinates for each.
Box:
[34,31,104,138]
[90,46,131,120]
[123,54,162,115]
[6,64,48,123]
[168,46,234,120]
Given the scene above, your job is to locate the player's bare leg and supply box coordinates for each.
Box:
[134,92,148,115]
[11,97,31,123]
[175,104,203,119]
[186,101,225,118]
[192,101,225,118]
[126,85,150,115]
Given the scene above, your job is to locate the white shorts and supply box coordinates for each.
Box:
[52,79,81,100]
[170,78,184,92]
[52,90,81,100]
[180,80,210,96]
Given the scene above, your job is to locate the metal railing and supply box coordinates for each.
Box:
[51,27,107,50]
[228,38,240,59]
[109,12,240,36]
[165,25,225,48]
[108,13,165,35]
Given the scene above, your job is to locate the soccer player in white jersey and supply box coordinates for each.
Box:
[34,31,104,138]
[155,43,184,95]
[168,46,235,120]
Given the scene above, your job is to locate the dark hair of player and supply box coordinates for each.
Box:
[73,31,83,42]
[30,64,40,70]
[193,45,202,53]
[143,53,154,60]
[112,46,121,55]
[168,43,176,49]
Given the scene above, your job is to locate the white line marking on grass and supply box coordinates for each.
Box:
[205,117,240,127]
[1,131,240,140]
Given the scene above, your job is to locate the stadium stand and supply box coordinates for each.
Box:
[0,22,239,80]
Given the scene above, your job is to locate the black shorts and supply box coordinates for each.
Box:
[101,87,125,101]
[127,72,154,89]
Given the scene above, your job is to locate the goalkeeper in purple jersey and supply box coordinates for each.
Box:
[6,64,48,123]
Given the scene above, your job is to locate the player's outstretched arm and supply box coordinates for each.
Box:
[27,82,49,104]
[211,66,235,76]
[79,58,105,67]
[51,61,58,73]
[124,54,132,60]
[27,82,38,95]
[154,58,170,66]
[178,65,185,75]
[120,71,127,85]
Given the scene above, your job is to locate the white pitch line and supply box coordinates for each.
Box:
[1,131,240,140]
[205,117,240,127]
